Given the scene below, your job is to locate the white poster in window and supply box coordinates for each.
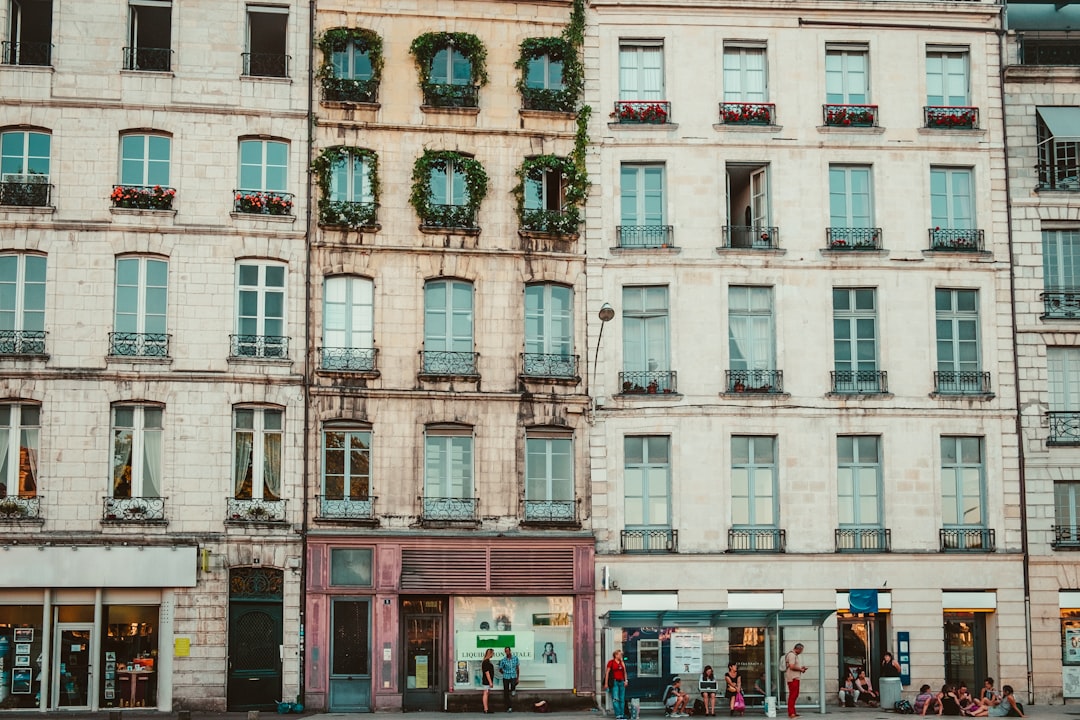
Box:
[670,632,703,674]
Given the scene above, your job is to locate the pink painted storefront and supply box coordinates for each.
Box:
[304,535,596,712]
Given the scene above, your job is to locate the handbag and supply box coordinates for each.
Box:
[733,693,746,712]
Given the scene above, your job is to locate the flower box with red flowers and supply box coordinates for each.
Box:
[720,102,774,125]
[611,100,671,125]
[924,106,978,130]
[823,104,877,127]
[110,184,176,210]
[234,190,295,216]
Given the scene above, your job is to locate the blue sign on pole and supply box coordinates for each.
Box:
[897,631,911,686]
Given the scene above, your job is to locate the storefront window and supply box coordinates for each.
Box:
[0,606,44,708]
[101,605,158,708]
[452,597,574,690]
[1063,610,1080,665]
[330,548,373,586]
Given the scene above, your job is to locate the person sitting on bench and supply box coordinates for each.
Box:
[664,677,690,717]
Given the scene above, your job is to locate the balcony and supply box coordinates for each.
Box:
[321,347,377,372]
[122,46,172,72]
[719,102,775,126]
[612,100,671,125]
[934,370,991,396]
[317,495,375,521]
[1018,34,1080,66]
[621,527,678,553]
[234,190,294,216]
[1042,291,1080,319]
[924,106,978,130]
[422,496,478,523]
[0,330,46,356]
[0,177,51,207]
[929,228,984,252]
[111,185,176,211]
[521,87,575,113]
[831,370,888,395]
[103,496,166,522]
[1053,525,1080,549]
[109,332,170,358]
[619,370,677,395]
[940,527,995,552]
[420,350,479,377]
[0,495,40,520]
[722,225,778,250]
[1037,162,1080,191]
[728,528,786,553]
[616,225,674,249]
[318,200,377,228]
[823,104,878,127]
[242,52,290,78]
[1048,411,1080,446]
[419,203,477,231]
[835,527,891,553]
[322,77,379,103]
[422,83,479,109]
[521,208,580,236]
[523,499,577,525]
[727,369,783,394]
[827,227,882,251]
[230,335,289,360]
[1,41,52,66]
[227,497,287,523]
[522,353,578,380]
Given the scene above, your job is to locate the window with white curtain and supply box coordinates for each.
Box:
[723,45,767,102]
[1048,347,1080,411]
[622,286,669,373]
[322,275,374,370]
[0,403,39,498]
[832,287,878,376]
[935,288,980,374]
[618,42,664,100]
[111,405,162,498]
[233,407,283,500]
[114,256,168,356]
[728,286,775,372]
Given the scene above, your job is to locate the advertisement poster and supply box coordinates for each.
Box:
[670,632,703,675]
[1066,627,1080,664]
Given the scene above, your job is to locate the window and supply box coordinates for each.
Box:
[837,436,881,526]
[0,130,50,207]
[832,288,879,392]
[525,54,564,92]
[322,276,374,371]
[524,165,567,214]
[723,45,767,102]
[329,549,373,586]
[728,286,777,391]
[423,279,475,375]
[235,262,287,358]
[1043,230,1080,291]
[330,152,374,205]
[525,431,574,521]
[731,435,776,526]
[120,134,171,188]
[926,49,969,106]
[233,407,282,500]
[126,0,172,71]
[245,5,288,77]
[429,157,467,213]
[935,288,982,392]
[0,403,39,498]
[431,45,472,86]
[524,284,574,378]
[111,405,162,498]
[618,43,664,100]
[619,164,667,247]
[113,257,168,357]
[930,167,974,230]
[322,426,370,502]
[940,436,984,526]
[238,139,287,193]
[332,37,373,82]
[622,286,671,392]
[1054,481,1080,545]
[624,435,670,527]
[1037,107,1080,191]
[825,46,869,104]
[725,163,772,248]
[828,165,876,248]
[424,427,474,519]
[4,0,53,66]
[0,254,45,355]
[1048,348,1080,445]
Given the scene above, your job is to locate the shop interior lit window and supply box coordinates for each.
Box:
[101,605,158,708]
[1063,610,1080,665]
[0,606,44,708]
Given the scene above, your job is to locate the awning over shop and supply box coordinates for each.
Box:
[602,608,835,628]
[1038,106,1080,143]
[1007,3,1080,32]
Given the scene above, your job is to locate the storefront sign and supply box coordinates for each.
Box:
[670,632,703,674]
[455,631,535,661]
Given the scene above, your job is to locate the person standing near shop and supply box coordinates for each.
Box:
[499,646,520,712]
[481,649,496,714]
[783,643,807,719]
[604,649,629,719]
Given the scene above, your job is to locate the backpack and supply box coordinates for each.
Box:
[693,699,707,716]
[895,700,915,714]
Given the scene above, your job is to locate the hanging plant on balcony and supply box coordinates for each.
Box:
[311,146,380,228]
[515,37,583,113]
[317,27,384,102]
[409,32,488,91]
[409,149,488,226]
[512,154,589,236]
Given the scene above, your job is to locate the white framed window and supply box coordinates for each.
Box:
[731,435,777,526]
[0,130,50,181]
[525,54,564,91]
[1048,347,1080,411]
[622,285,670,376]
[935,288,980,374]
[126,0,172,71]
[423,279,474,373]
[322,425,371,501]
[618,42,664,100]
[620,164,665,227]
[429,157,467,208]
[120,134,171,187]
[825,46,869,104]
[238,138,288,192]
[729,286,774,372]
[111,405,162,498]
[236,262,287,358]
[930,167,974,230]
[332,38,373,80]
[940,435,984,526]
[832,287,877,375]
[829,165,873,228]
[723,45,767,102]
[0,254,46,348]
[926,49,969,106]
[837,435,881,526]
[245,5,288,77]
[6,0,53,66]
[1055,482,1080,538]
[624,435,670,527]
[322,275,374,370]
[114,256,168,356]
[431,45,472,86]
[424,426,473,499]
[524,283,573,366]
[525,431,573,504]
[330,152,374,204]
[1043,230,1080,290]
[233,406,283,500]
[0,403,39,497]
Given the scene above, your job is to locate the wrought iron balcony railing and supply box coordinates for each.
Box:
[420,350,479,377]
[723,225,778,250]
[728,528,786,553]
[520,86,576,113]
[1,41,52,66]
[230,334,289,360]
[422,496,478,522]
[924,106,979,130]
[727,369,783,394]
[109,332,170,358]
[719,102,775,126]
[1018,34,1080,66]
[234,190,294,216]
[934,370,991,395]
[111,184,176,210]
[227,497,287,523]
[823,104,878,127]
[318,200,377,228]
[321,347,377,372]
[1053,525,1080,549]
[0,495,40,520]
[317,495,375,521]
[521,208,580,236]
[122,46,172,71]
[831,370,888,394]
[619,370,677,395]
[835,527,891,553]
[621,527,678,553]
[321,77,379,103]
[827,227,882,250]
[242,52,290,78]
[103,496,166,521]
[420,203,478,230]
[617,225,674,248]
[940,527,995,552]
[1042,291,1080,319]
[1037,161,1080,191]
[522,353,578,379]
[0,330,46,356]
[524,499,577,524]
[0,179,51,207]
[929,228,984,252]
[1048,411,1080,446]
[422,83,479,108]
[612,100,671,124]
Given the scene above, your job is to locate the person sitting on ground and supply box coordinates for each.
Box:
[914,684,940,716]
[839,675,860,708]
[664,676,690,718]
[957,684,980,715]
[979,678,1001,707]
[938,685,963,716]
[996,686,1024,718]
[854,670,879,707]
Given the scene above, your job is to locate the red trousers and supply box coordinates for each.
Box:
[787,678,800,717]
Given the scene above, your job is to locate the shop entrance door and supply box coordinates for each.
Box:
[329,598,371,711]
[53,623,94,709]
[837,615,887,681]
[227,567,284,711]
[401,598,445,712]
[944,613,987,692]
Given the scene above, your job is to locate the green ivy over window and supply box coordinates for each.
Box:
[564,0,585,49]
[316,28,384,103]
[512,152,589,236]
[515,37,583,113]
[409,150,489,229]
[409,32,489,88]
[311,146,380,228]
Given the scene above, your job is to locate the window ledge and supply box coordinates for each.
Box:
[418,372,481,382]
[922,249,992,258]
[929,392,995,401]
[611,246,680,255]
[607,122,679,130]
[0,205,54,216]
[110,207,177,218]
[321,100,380,111]
[0,517,44,526]
[518,229,579,242]
[519,373,581,386]
[314,516,381,527]
[712,123,783,133]
[120,70,174,79]
[715,246,786,256]
[821,248,889,258]
[230,212,296,224]
[520,519,582,530]
[240,75,292,83]
[420,105,480,116]
[519,108,576,121]
[420,518,481,529]
[0,353,49,362]
[101,518,169,527]
[817,125,885,134]
[319,222,381,233]
[1047,439,1080,448]
[227,356,294,368]
[719,391,791,400]
[0,64,53,74]
[616,391,682,401]
[826,392,894,400]
[106,355,173,366]
[418,224,481,237]
[916,127,986,138]
[315,369,380,380]
[225,519,291,528]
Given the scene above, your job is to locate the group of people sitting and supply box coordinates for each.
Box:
[838,668,882,707]
[912,678,1025,718]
